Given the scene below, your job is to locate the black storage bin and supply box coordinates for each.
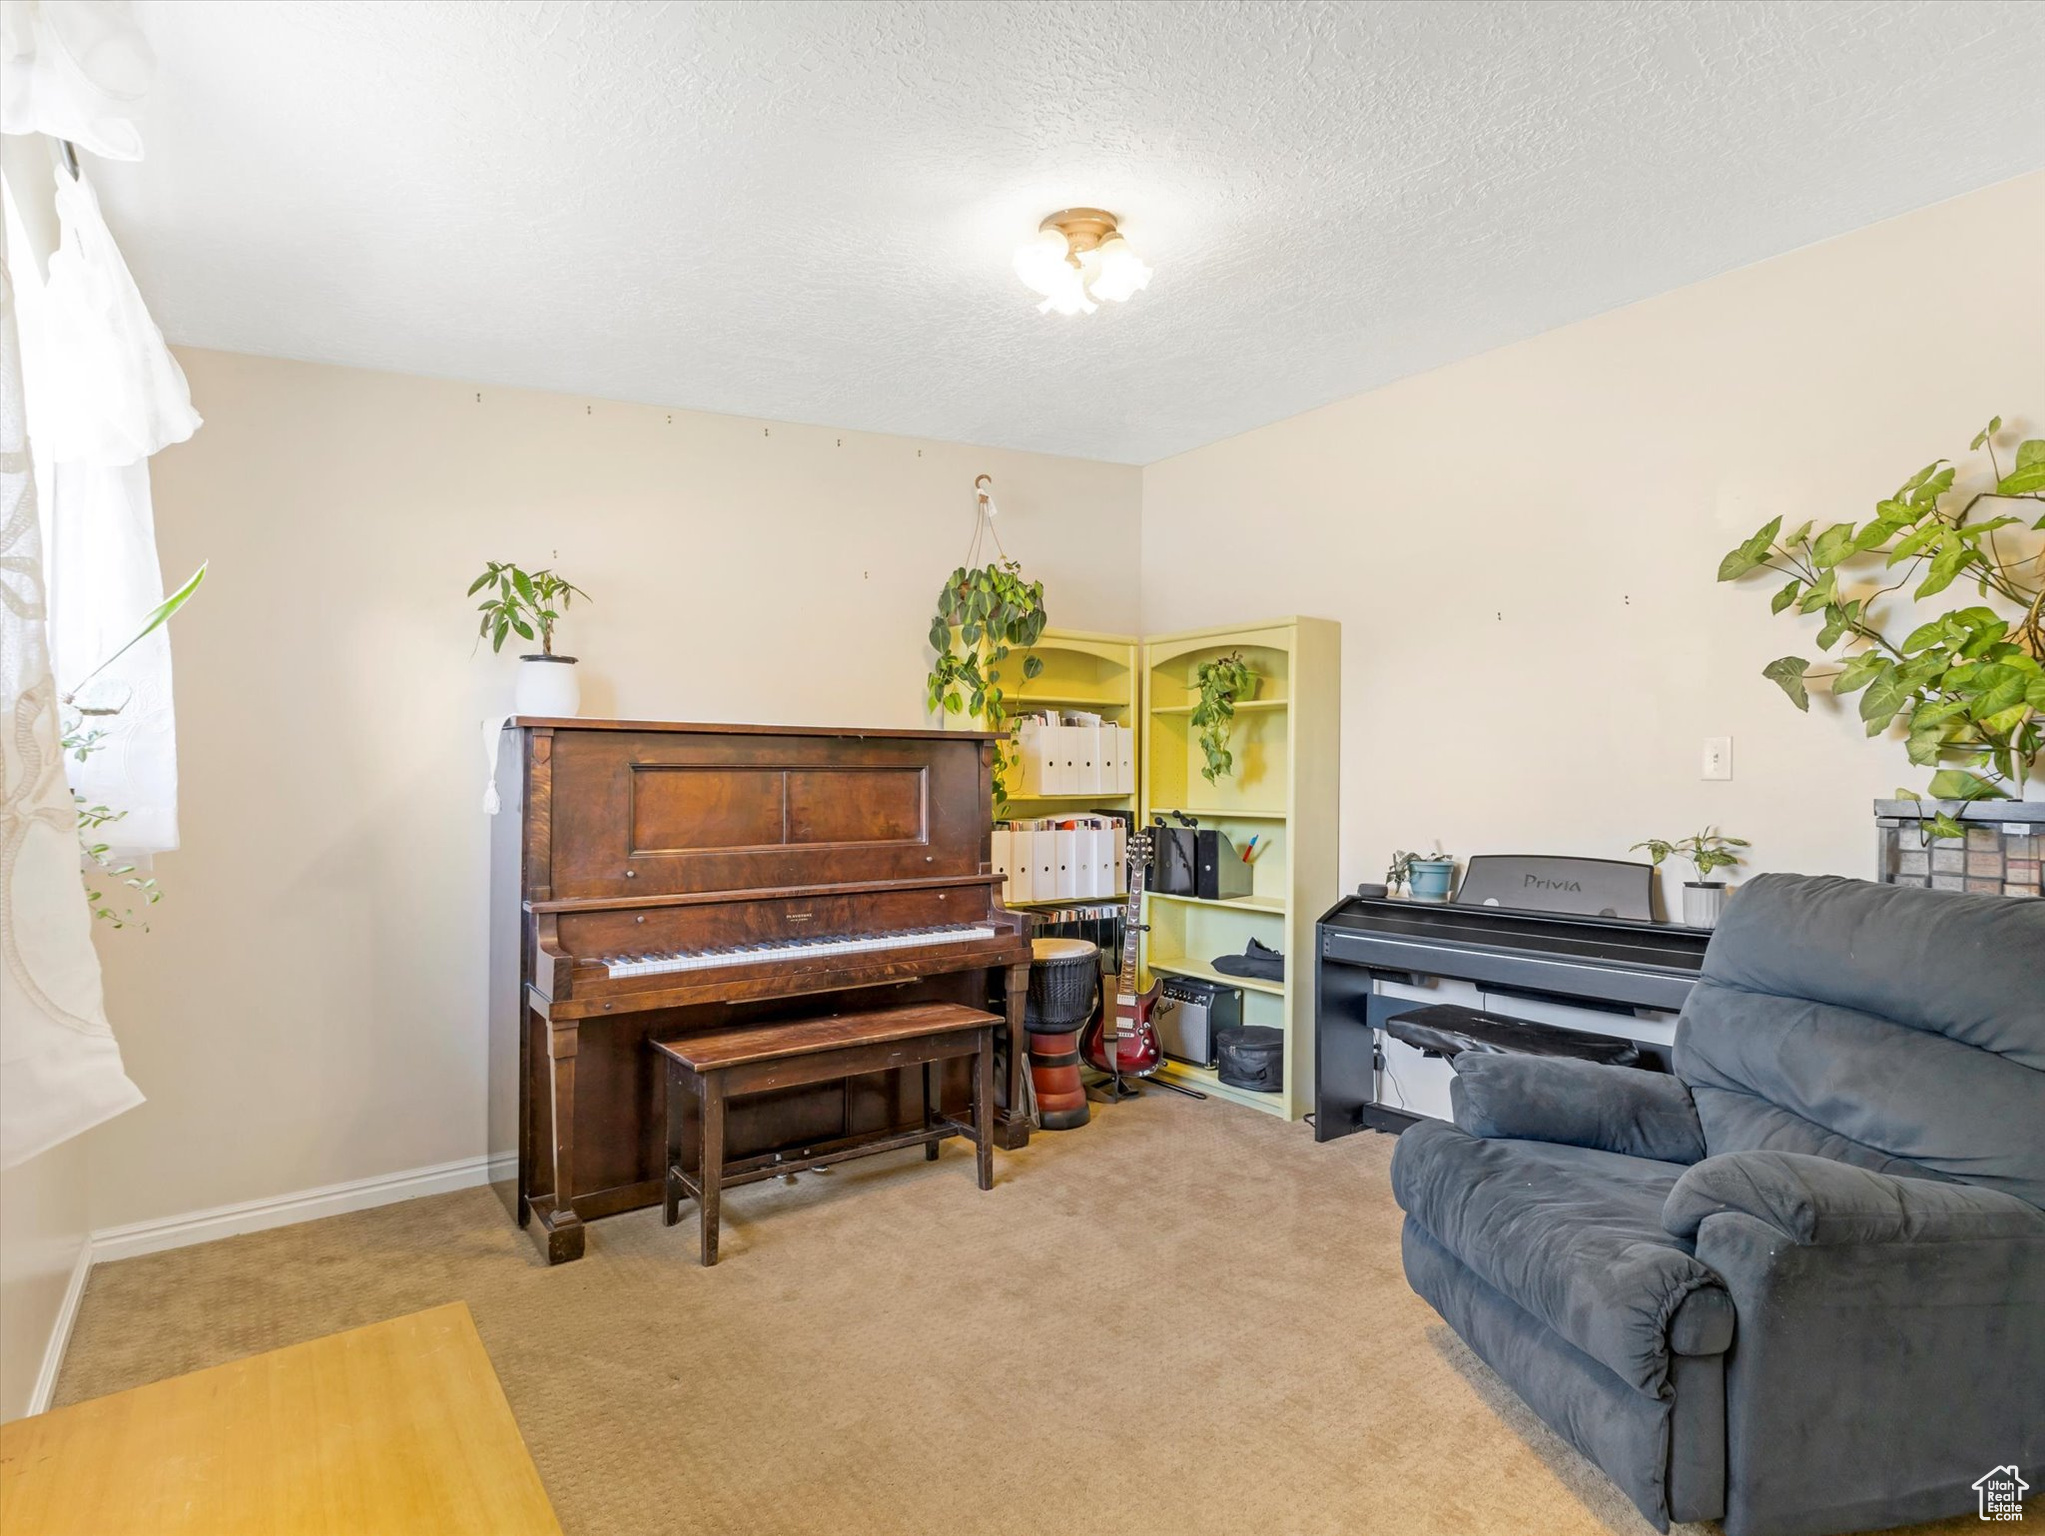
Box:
[1215,1024,1284,1093]
[1150,824,1198,896]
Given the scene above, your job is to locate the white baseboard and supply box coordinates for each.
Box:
[89,1152,518,1265]
[23,1152,513,1418]
[26,1237,95,1417]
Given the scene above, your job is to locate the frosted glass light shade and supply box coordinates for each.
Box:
[1090,235,1152,303]
[1012,230,1072,299]
[1037,264,1097,315]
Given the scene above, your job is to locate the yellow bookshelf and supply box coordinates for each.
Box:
[1139,618,1340,1121]
[996,628,1139,910]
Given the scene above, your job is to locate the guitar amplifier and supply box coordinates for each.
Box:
[1154,976,1242,1069]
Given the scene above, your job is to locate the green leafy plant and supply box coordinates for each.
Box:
[1719,416,2045,840]
[468,559,589,655]
[1386,844,1453,894]
[925,559,1047,809]
[1632,829,1749,884]
[62,562,207,714]
[64,726,160,929]
[1192,651,1258,784]
[56,562,208,928]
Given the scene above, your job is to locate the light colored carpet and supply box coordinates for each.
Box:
[58,1093,1975,1536]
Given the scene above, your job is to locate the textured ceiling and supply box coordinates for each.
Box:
[93,0,2045,464]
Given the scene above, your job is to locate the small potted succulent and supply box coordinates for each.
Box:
[470,558,591,716]
[1388,844,1457,903]
[1632,828,1750,928]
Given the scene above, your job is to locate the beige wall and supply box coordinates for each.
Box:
[88,353,1140,1229]
[1141,172,2045,917]
[0,1142,90,1420]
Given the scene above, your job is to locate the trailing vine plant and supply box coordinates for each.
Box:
[1718,416,2045,840]
[1192,650,1257,783]
[925,476,1048,810]
[58,562,208,929]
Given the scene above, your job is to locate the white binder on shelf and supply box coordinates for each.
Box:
[1076,722,1103,795]
[990,826,1013,895]
[1009,828,1037,903]
[1089,822,1115,898]
[1016,720,1047,798]
[1053,827,1080,900]
[1050,725,1080,795]
[1111,820,1128,894]
[1033,825,1058,899]
[1115,725,1135,793]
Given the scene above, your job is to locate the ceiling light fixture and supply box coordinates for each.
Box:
[1012,208,1152,315]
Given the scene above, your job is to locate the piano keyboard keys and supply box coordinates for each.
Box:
[603,923,999,979]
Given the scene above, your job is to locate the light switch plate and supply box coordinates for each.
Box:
[1702,736,1733,781]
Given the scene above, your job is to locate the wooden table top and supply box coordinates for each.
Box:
[0,1302,560,1536]
[652,1001,999,1072]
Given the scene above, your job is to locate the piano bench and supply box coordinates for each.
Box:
[650,1002,1001,1266]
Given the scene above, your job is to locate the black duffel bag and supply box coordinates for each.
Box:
[1215,1024,1284,1093]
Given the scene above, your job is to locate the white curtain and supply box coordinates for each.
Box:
[1,238,144,1169]
[0,0,177,1164]
[4,0,192,856]
[26,163,198,852]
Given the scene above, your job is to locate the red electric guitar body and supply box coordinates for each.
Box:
[1080,828,1166,1079]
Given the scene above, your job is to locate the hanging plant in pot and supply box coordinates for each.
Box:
[1632,829,1749,928]
[470,559,591,716]
[925,476,1048,811]
[1192,650,1259,783]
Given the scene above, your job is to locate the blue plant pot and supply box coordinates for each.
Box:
[1409,860,1456,902]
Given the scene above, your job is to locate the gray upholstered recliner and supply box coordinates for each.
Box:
[1389,873,2045,1536]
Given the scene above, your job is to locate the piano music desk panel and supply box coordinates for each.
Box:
[489,721,1034,1264]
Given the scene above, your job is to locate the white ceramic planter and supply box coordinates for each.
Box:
[515,655,580,716]
[1682,882,1727,928]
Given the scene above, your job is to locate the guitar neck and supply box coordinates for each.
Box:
[1118,842,1146,999]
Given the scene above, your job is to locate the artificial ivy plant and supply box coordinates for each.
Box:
[1719,415,2045,840]
[925,558,1047,809]
[1191,650,1257,783]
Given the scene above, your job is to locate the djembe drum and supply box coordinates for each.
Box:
[1024,937,1099,1130]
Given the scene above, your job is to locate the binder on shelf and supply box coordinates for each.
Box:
[1053,827,1080,900]
[1077,722,1103,795]
[1093,822,1117,897]
[990,826,1013,895]
[1020,829,1042,902]
[1033,826,1058,898]
[1017,719,1048,798]
[1115,725,1135,793]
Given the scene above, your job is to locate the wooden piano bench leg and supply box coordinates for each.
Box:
[663,1061,685,1228]
[923,1060,941,1161]
[974,1026,995,1192]
[699,1074,726,1267]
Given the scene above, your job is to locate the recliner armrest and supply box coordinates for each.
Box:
[1448,1054,1706,1163]
[1664,1150,2045,1246]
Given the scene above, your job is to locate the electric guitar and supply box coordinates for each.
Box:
[1080,827,1164,1083]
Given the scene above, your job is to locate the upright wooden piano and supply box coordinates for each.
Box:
[489,719,1034,1264]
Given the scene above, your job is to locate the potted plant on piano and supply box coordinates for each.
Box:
[1388,844,1457,902]
[470,557,591,716]
[1632,828,1749,928]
